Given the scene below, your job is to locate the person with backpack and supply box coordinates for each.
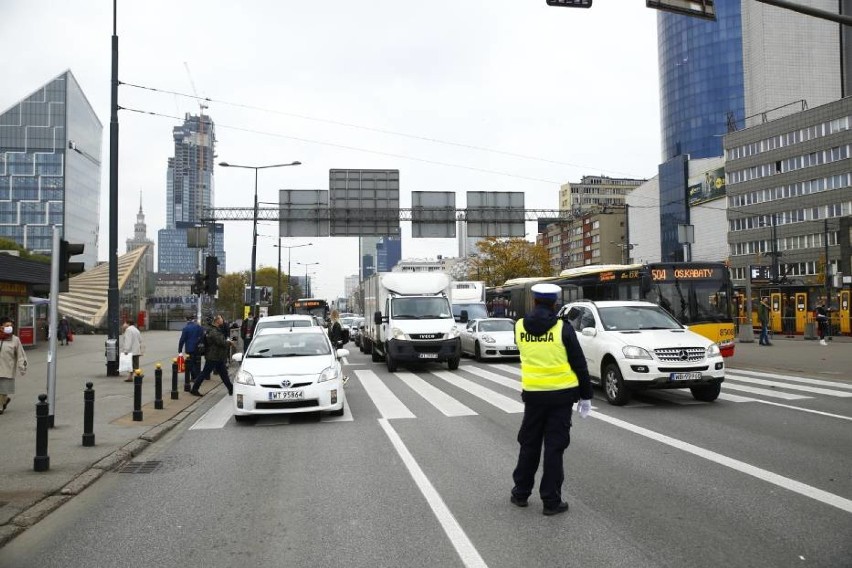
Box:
[190,315,234,397]
[178,315,204,385]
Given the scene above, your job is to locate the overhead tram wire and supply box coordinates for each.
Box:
[119,80,648,179]
[119,106,564,185]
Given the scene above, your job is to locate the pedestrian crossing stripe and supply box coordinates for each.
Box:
[394,371,476,417]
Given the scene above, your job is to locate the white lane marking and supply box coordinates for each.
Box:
[727,374,852,397]
[461,366,522,392]
[378,419,488,568]
[729,369,852,390]
[189,394,233,430]
[432,371,524,413]
[720,383,811,400]
[718,392,757,402]
[592,411,852,514]
[394,372,476,417]
[754,399,852,421]
[492,363,520,376]
[353,369,415,419]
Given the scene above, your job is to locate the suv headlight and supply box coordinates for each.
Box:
[391,327,406,340]
[706,344,721,357]
[318,366,341,383]
[235,369,255,386]
[622,345,652,359]
[447,326,461,339]
[481,334,496,344]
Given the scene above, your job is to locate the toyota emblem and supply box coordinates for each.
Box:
[281,380,291,388]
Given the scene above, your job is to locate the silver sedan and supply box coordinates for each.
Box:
[460,318,519,361]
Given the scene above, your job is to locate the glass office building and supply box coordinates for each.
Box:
[0,70,102,267]
[657,0,745,161]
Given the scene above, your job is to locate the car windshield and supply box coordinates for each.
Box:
[246,333,331,357]
[598,306,681,331]
[256,320,313,333]
[479,320,514,332]
[392,297,453,319]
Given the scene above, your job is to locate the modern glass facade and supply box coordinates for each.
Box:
[376,236,401,272]
[658,154,689,262]
[657,0,745,161]
[158,113,221,273]
[0,71,102,267]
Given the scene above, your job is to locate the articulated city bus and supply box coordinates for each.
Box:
[486,262,736,357]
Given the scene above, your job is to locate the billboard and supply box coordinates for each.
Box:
[688,166,725,206]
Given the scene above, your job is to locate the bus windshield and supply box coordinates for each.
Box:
[646,280,731,325]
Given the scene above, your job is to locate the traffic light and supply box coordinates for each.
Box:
[546,0,592,7]
[192,272,204,296]
[59,240,85,293]
[204,256,219,295]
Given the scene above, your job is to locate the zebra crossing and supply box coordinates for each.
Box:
[189,361,852,428]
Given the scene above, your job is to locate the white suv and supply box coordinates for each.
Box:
[559,300,725,405]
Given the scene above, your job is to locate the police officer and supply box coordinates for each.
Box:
[511,283,593,516]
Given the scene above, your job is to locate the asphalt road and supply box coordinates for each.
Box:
[1,347,850,568]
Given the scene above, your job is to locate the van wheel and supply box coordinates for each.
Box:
[474,342,483,362]
[447,356,460,370]
[386,349,398,372]
[371,342,382,362]
[690,383,721,402]
[603,362,631,406]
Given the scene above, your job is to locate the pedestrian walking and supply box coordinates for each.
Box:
[815,301,829,346]
[190,315,234,397]
[121,321,144,382]
[58,316,70,346]
[0,315,28,415]
[328,310,344,349]
[758,297,772,346]
[511,283,593,516]
[178,315,204,384]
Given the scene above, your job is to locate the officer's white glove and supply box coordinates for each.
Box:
[577,399,592,419]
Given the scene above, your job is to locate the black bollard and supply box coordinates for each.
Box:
[34,394,50,471]
[154,363,163,410]
[132,369,143,421]
[82,382,95,447]
[183,355,191,392]
[171,359,179,400]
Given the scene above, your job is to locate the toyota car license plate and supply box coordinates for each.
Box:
[269,390,304,400]
[670,372,702,381]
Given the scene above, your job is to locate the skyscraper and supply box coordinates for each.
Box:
[157,112,225,273]
[0,70,102,268]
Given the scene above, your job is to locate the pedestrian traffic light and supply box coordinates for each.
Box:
[204,256,219,295]
[192,272,204,296]
[58,239,85,293]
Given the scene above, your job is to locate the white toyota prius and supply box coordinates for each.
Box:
[231,327,348,422]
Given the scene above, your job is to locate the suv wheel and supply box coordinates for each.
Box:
[690,383,721,402]
[603,362,631,406]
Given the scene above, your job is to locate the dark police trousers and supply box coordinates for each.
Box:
[512,400,573,507]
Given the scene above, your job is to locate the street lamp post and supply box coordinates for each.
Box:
[298,261,320,298]
[610,242,637,264]
[273,241,312,315]
[218,160,300,319]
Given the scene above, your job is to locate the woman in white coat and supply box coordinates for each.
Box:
[0,315,28,414]
[121,322,144,382]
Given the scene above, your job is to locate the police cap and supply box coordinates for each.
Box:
[531,283,560,302]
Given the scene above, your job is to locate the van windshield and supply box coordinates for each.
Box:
[391,297,453,319]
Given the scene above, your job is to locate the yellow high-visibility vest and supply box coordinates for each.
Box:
[515,319,579,391]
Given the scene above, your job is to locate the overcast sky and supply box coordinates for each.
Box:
[1,0,661,301]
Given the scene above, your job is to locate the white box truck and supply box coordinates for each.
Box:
[362,272,462,372]
[449,280,488,322]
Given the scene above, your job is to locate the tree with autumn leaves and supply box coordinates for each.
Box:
[214,266,304,321]
[466,237,553,287]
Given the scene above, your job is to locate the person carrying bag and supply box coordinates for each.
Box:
[0,315,28,415]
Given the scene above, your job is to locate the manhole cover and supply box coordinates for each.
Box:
[117,460,162,473]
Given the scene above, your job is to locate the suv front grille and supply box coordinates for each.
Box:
[654,347,705,362]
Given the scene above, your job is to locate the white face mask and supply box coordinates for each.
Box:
[2,326,12,334]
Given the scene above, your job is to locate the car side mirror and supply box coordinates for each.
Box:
[232,352,243,363]
[336,349,350,359]
[460,310,469,323]
[374,311,383,325]
[581,327,597,337]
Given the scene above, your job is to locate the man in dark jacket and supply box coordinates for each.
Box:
[190,315,234,396]
[511,283,593,516]
[178,316,204,384]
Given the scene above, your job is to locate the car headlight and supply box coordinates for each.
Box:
[706,343,721,357]
[391,327,405,339]
[235,368,255,386]
[622,345,652,359]
[447,326,461,339]
[318,366,341,383]
[481,334,496,344]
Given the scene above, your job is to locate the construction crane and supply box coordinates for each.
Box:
[183,62,208,115]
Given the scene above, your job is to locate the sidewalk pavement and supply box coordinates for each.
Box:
[1,330,849,548]
[0,330,227,547]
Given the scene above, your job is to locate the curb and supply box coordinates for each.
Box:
[0,387,217,549]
